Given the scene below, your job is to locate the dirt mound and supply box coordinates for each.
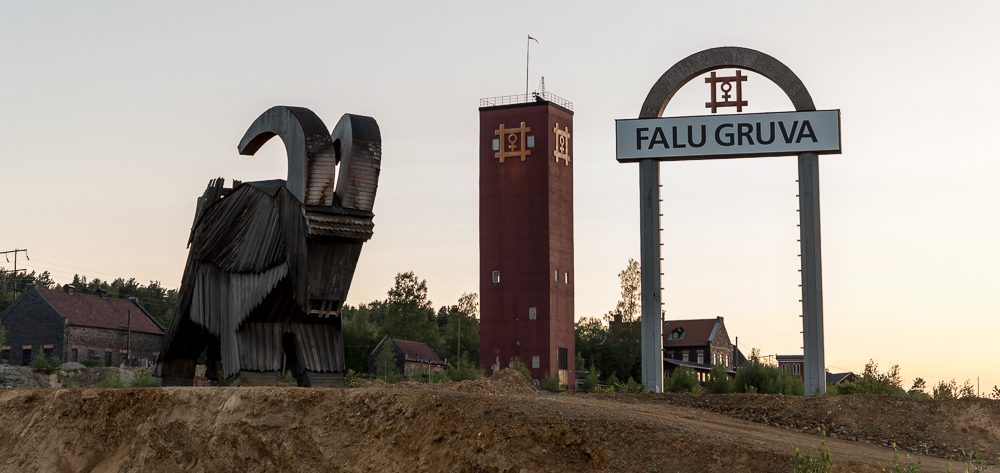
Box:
[613,392,1000,462]
[0,384,993,472]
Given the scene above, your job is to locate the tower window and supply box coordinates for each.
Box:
[531,355,540,369]
[492,138,500,151]
[557,347,568,370]
[564,272,569,284]
[554,269,558,281]
[528,307,537,320]
[492,271,500,284]
[527,136,535,148]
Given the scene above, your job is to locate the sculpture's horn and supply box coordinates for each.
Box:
[238,106,333,203]
[330,114,382,212]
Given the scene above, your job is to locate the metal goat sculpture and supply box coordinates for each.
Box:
[154,106,380,387]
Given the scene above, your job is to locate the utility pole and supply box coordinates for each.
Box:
[457,313,461,364]
[0,249,29,299]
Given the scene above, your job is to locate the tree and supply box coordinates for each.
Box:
[439,293,480,366]
[342,306,379,373]
[379,272,439,345]
[909,377,927,395]
[598,259,643,382]
[374,339,399,381]
[835,359,904,396]
[575,316,605,368]
[706,363,733,393]
[933,379,957,399]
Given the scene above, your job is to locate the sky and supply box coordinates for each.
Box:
[1,1,997,394]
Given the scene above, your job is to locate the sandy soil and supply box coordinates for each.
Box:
[0,369,995,472]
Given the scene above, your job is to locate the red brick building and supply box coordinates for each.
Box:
[479,94,575,387]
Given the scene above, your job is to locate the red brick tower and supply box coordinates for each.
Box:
[479,94,575,387]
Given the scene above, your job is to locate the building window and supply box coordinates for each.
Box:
[531,355,540,369]
[71,348,78,362]
[105,350,112,366]
[88,348,96,360]
[492,271,500,284]
[564,272,569,284]
[697,351,704,364]
[22,348,32,366]
[682,351,689,362]
[557,347,568,371]
[669,328,685,340]
[554,270,558,281]
[793,363,801,375]
[44,347,53,358]
[0,348,9,364]
[528,307,537,320]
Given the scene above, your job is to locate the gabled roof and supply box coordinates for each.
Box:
[663,318,721,348]
[826,372,856,385]
[37,288,165,335]
[392,339,446,365]
[664,358,736,375]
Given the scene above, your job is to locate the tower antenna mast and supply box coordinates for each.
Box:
[526,35,538,98]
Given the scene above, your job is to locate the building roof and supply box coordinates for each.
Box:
[663,318,722,348]
[826,372,856,385]
[664,358,736,375]
[370,335,446,366]
[36,287,165,335]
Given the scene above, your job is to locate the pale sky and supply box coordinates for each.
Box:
[2,2,997,393]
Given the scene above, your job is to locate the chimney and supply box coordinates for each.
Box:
[97,288,108,300]
[63,284,75,295]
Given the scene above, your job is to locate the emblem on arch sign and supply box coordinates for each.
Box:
[705,70,748,113]
[494,122,532,163]
[553,123,570,166]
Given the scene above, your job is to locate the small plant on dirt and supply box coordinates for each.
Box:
[540,372,564,392]
[31,349,61,375]
[280,370,295,383]
[217,371,230,387]
[789,431,833,473]
[992,386,1000,400]
[345,369,372,388]
[945,450,989,473]
[508,358,532,384]
[884,443,922,472]
[100,371,125,389]
[957,380,977,399]
[81,359,102,369]
[130,373,153,388]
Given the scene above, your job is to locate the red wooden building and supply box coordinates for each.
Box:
[479,93,575,387]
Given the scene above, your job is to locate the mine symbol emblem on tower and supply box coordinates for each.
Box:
[495,122,532,163]
[705,70,748,113]
[553,123,571,166]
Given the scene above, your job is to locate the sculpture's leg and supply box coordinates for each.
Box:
[155,358,197,387]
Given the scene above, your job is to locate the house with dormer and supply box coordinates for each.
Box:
[663,317,737,383]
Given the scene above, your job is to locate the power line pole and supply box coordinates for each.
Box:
[0,249,29,299]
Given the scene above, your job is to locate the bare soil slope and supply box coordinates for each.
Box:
[0,370,995,472]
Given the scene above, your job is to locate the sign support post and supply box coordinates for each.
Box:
[639,158,663,393]
[798,152,825,395]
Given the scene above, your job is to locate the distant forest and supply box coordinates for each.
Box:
[0,269,177,328]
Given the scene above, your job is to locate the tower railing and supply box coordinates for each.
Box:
[480,92,573,111]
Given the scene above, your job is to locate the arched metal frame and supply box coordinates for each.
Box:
[636,47,826,395]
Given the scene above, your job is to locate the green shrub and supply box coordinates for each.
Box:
[509,359,532,384]
[81,359,102,369]
[540,372,564,392]
[100,371,125,389]
[130,373,153,388]
[446,358,484,382]
[31,349,61,375]
[668,366,699,392]
[622,376,644,393]
[280,370,295,383]
[835,360,904,396]
[733,352,804,395]
[580,362,599,393]
[706,364,733,393]
[932,379,956,399]
[345,369,372,388]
